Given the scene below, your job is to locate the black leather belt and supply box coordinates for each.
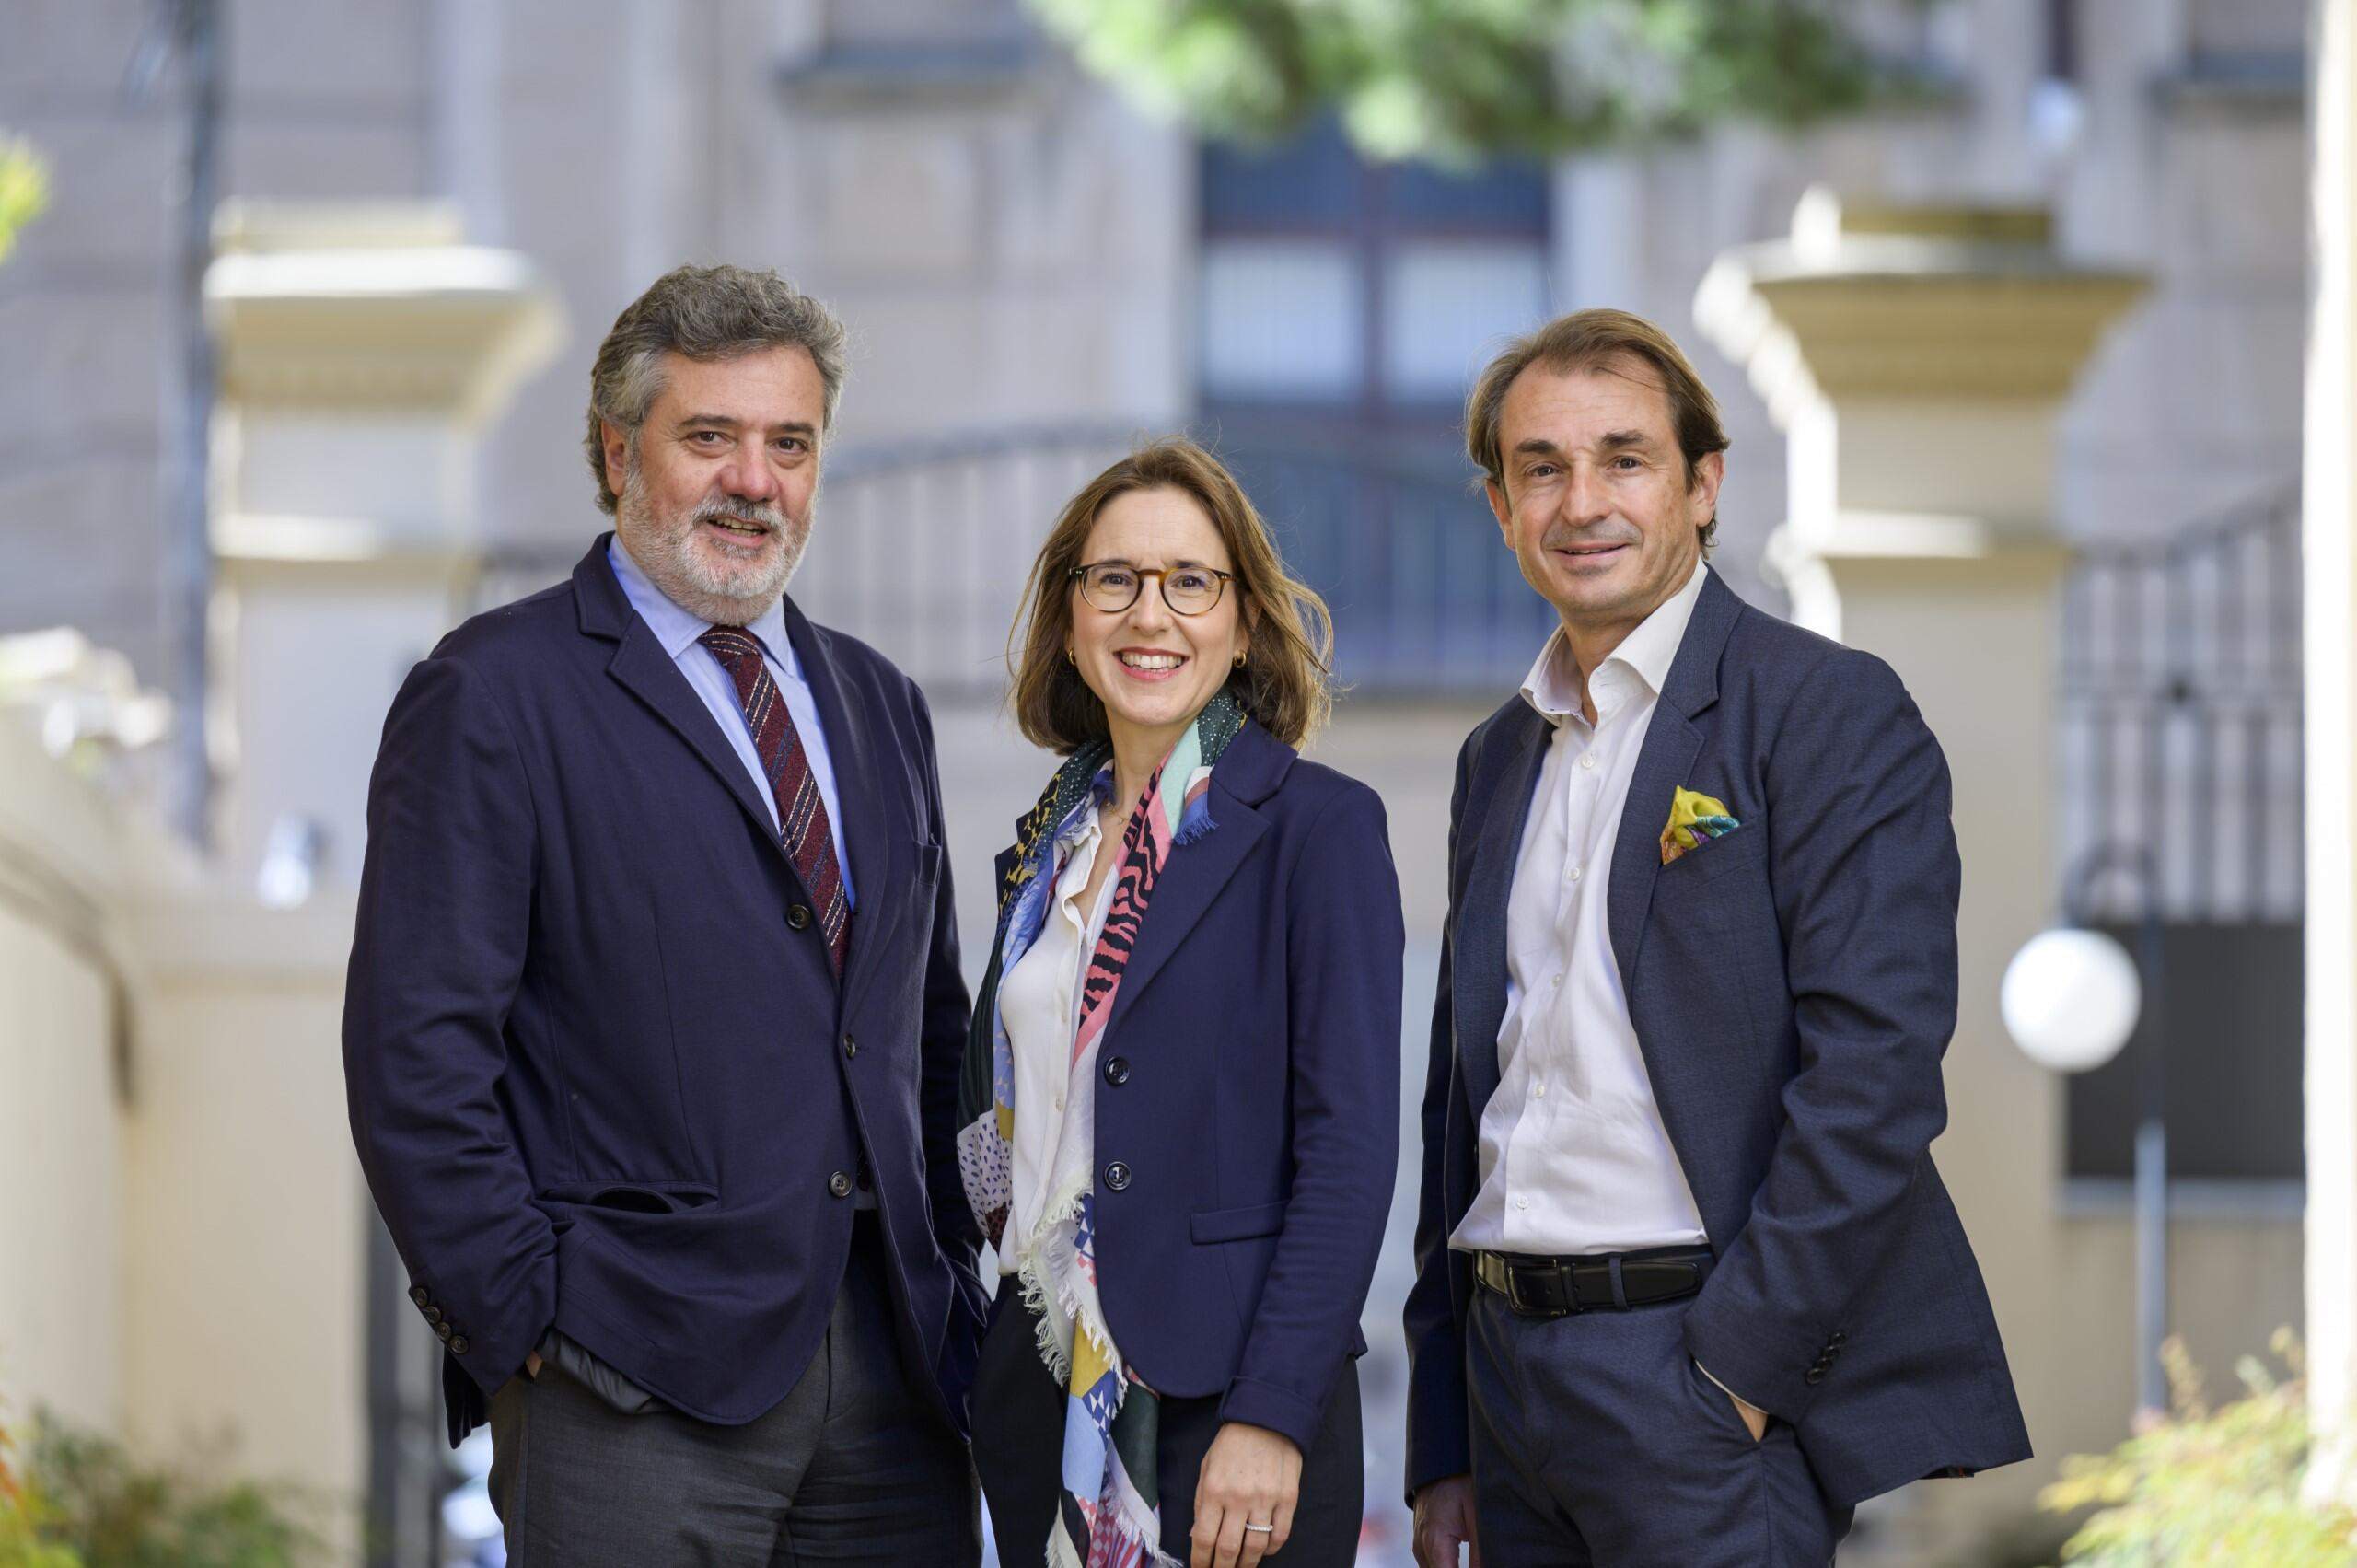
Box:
[1472,1246,1713,1318]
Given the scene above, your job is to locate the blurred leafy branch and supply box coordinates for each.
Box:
[1019,0,1931,165]
[0,1405,322,1568]
[2039,1330,2357,1567]
[0,135,48,266]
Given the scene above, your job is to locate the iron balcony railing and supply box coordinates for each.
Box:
[474,425,1554,700]
[2059,486,2302,923]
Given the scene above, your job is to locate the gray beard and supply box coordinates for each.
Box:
[615,470,810,627]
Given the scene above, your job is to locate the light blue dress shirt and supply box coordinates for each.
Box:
[608,537,854,908]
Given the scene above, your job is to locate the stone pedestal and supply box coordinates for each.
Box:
[1697,192,2150,1557]
[203,202,562,886]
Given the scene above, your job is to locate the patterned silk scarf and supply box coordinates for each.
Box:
[958,691,1245,1568]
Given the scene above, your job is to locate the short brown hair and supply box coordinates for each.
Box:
[1008,439,1335,752]
[1465,308,1730,554]
[584,264,849,516]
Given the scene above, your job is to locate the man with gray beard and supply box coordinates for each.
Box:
[343,264,983,1563]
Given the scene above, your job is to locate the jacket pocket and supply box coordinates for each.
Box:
[1190,1200,1287,1244]
[538,1179,721,1214]
[1656,816,1769,887]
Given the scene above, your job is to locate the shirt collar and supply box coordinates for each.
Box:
[1517,558,1709,726]
[608,534,796,678]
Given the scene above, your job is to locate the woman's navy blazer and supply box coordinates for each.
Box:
[990,720,1405,1454]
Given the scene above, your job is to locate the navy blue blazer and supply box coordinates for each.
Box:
[343,536,982,1445]
[988,722,1405,1454]
[1403,568,2032,1509]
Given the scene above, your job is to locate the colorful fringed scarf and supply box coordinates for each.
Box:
[958,691,1245,1568]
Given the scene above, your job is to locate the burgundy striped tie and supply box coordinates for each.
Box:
[698,627,852,976]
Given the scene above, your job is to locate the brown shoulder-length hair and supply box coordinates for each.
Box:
[1008,438,1335,753]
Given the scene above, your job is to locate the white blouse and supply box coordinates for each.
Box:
[994,809,1121,1276]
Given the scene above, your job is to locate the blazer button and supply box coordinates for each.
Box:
[1103,1161,1132,1191]
[828,1170,853,1198]
[1805,1365,1826,1386]
[448,1336,470,1356]
[410,1285,429,1308]
[1829,1330,1847,1348]
[842,1033,858,1060]
[787,904,812,931]
[1103,1056,1130,1086]
[435,1320,454,1342]
[423,1306,442,1325]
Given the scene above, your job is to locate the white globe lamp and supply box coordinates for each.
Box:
[2000,926,2142,1074]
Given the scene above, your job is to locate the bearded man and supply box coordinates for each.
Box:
[343,264,982,1564]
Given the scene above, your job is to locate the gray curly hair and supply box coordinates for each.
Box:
[584,264,850,516]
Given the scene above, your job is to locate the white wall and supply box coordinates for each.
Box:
[0,715,124,1435]
[122,897,364,1516]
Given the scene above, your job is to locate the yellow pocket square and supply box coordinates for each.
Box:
[1661,786,1742,865]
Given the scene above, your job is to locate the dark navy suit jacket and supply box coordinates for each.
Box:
[343,537,982,1445]
[989,722,1405,1454]
[1403,568,2032,1508]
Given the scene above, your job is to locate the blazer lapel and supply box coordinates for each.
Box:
[575,535,819,901]
[1606,711,1702,1001]
[782,594,904,1012]
[1605,567,1743,1002]
[1108,802,1270,1036]
[605,613,807,887]
[1101,723,1285,1036]
[1456,706,1550,1112]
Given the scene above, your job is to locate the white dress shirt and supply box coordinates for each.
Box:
[607,536,853,906]
[1450,559,1711,1258]
[994,809,1121,1276]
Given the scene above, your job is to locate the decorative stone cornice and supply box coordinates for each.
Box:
[205,202,563,425]
[1695,188,2148,424]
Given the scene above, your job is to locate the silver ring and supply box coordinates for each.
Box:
[1243,1522,1274,1534]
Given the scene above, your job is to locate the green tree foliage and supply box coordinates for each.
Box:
[0,135,47,266]
[7,1414,320,1568]
[2040,1331,2357,1566]
[1021,0,1917,164]
[0,1411,80,1568]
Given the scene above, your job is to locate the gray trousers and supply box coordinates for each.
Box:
[488,1217,979,1566]
[1467,1291,1852,1567]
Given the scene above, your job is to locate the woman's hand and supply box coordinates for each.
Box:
[1191,1421,1303,1568]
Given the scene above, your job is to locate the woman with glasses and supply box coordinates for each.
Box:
[958,438,1404,1568]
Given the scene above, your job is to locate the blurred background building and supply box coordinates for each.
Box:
[0,0,2331,1563]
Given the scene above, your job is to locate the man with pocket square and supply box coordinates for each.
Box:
[343,265,981,1563]
[1403,308,2029,1566]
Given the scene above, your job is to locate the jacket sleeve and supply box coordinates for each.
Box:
[343,652,556,1397]
[1402,731,1476,1497]
[1216,784,1406,1452]
[1680,648,1959,1422]
[911,690,986,1324]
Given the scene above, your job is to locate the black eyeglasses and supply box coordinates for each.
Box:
[1070,562,1234,617]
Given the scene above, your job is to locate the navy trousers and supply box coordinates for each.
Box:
[1467,1289,1852,1566]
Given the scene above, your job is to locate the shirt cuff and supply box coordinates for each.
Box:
[1695,1359,1761,1412]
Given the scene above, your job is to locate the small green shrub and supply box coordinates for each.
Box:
[2040,1330,2357,1566]
[9,1412,320,1568]
[0,1413,81,1568]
